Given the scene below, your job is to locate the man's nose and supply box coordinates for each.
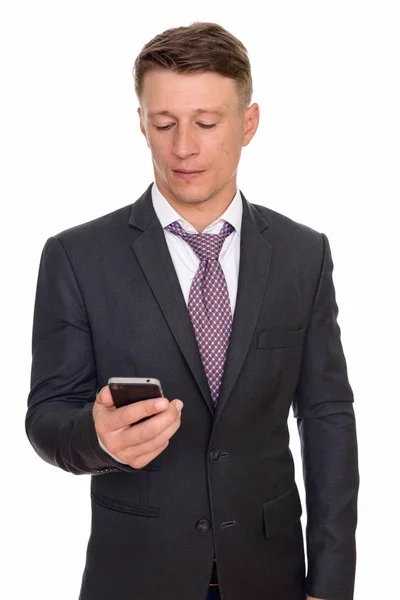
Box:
[172,125,199,159]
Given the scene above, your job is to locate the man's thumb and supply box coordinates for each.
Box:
[95,386,114,409]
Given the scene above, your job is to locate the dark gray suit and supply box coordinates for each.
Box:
[26,184,359,600]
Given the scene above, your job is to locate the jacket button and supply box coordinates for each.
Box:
[209,450,221,463]
[196,519,211,533]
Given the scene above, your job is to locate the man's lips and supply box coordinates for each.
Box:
[172,169,206,179]
[173,169,205,174]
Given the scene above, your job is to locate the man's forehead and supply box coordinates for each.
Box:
[141,70,239,115]
[147,107,228,118]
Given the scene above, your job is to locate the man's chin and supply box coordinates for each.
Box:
[165,183,214,206]
[172,193,210,205]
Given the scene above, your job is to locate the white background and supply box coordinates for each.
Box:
[1,1,399,598]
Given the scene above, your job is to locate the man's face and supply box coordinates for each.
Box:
[138,70,259,208]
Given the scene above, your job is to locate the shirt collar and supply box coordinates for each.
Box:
[151,181,242,235]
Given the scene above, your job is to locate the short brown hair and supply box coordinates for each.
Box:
[133,22,253,111]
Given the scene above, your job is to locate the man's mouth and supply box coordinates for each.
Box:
[172,169,206,179]
[173,169,205,174]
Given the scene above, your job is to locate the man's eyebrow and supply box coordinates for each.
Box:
[148,108,226,118]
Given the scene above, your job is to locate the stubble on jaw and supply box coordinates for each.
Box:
[166,188,220,207]
[155,171,222,208]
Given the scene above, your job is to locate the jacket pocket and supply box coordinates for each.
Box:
[91,490,160,518]
[257,328,306,349]
[263,484,302,538]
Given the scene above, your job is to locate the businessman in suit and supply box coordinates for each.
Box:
[26,22,359,600]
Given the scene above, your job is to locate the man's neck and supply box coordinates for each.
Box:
[156,181,237,233]
[175,205,229,233]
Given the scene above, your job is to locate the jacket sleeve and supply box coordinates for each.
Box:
[292,233,359,600]
[25,236,135,475]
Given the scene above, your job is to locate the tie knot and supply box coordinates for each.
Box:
[166,221,235,262]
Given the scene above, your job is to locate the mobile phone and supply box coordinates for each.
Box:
[108,377,164,409]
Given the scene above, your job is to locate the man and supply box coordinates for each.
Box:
[26,22,359,600]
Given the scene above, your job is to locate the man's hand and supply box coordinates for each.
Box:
[93,386,183,468]
[306,596,327,600]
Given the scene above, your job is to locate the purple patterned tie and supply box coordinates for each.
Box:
[166,220,235,406]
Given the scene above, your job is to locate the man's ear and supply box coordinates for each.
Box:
[242,103,260,147]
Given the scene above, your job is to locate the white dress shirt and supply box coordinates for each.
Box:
[99,182,243,462]
[152,181,242,314]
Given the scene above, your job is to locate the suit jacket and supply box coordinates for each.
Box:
[26,184,359,600]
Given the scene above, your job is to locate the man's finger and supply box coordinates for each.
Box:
[104,397,170,431]
[120,402,183,450]
[126,441,170,470]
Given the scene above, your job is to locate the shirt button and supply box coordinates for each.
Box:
[209,449,221,463]
[196,519,211,533]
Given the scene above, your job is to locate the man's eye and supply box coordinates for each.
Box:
[154,123,216,131]
[155,124,174,131]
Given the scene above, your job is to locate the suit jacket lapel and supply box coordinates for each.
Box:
[128,186,272,420]
[128,186,214,414]
[214,195,272,425]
